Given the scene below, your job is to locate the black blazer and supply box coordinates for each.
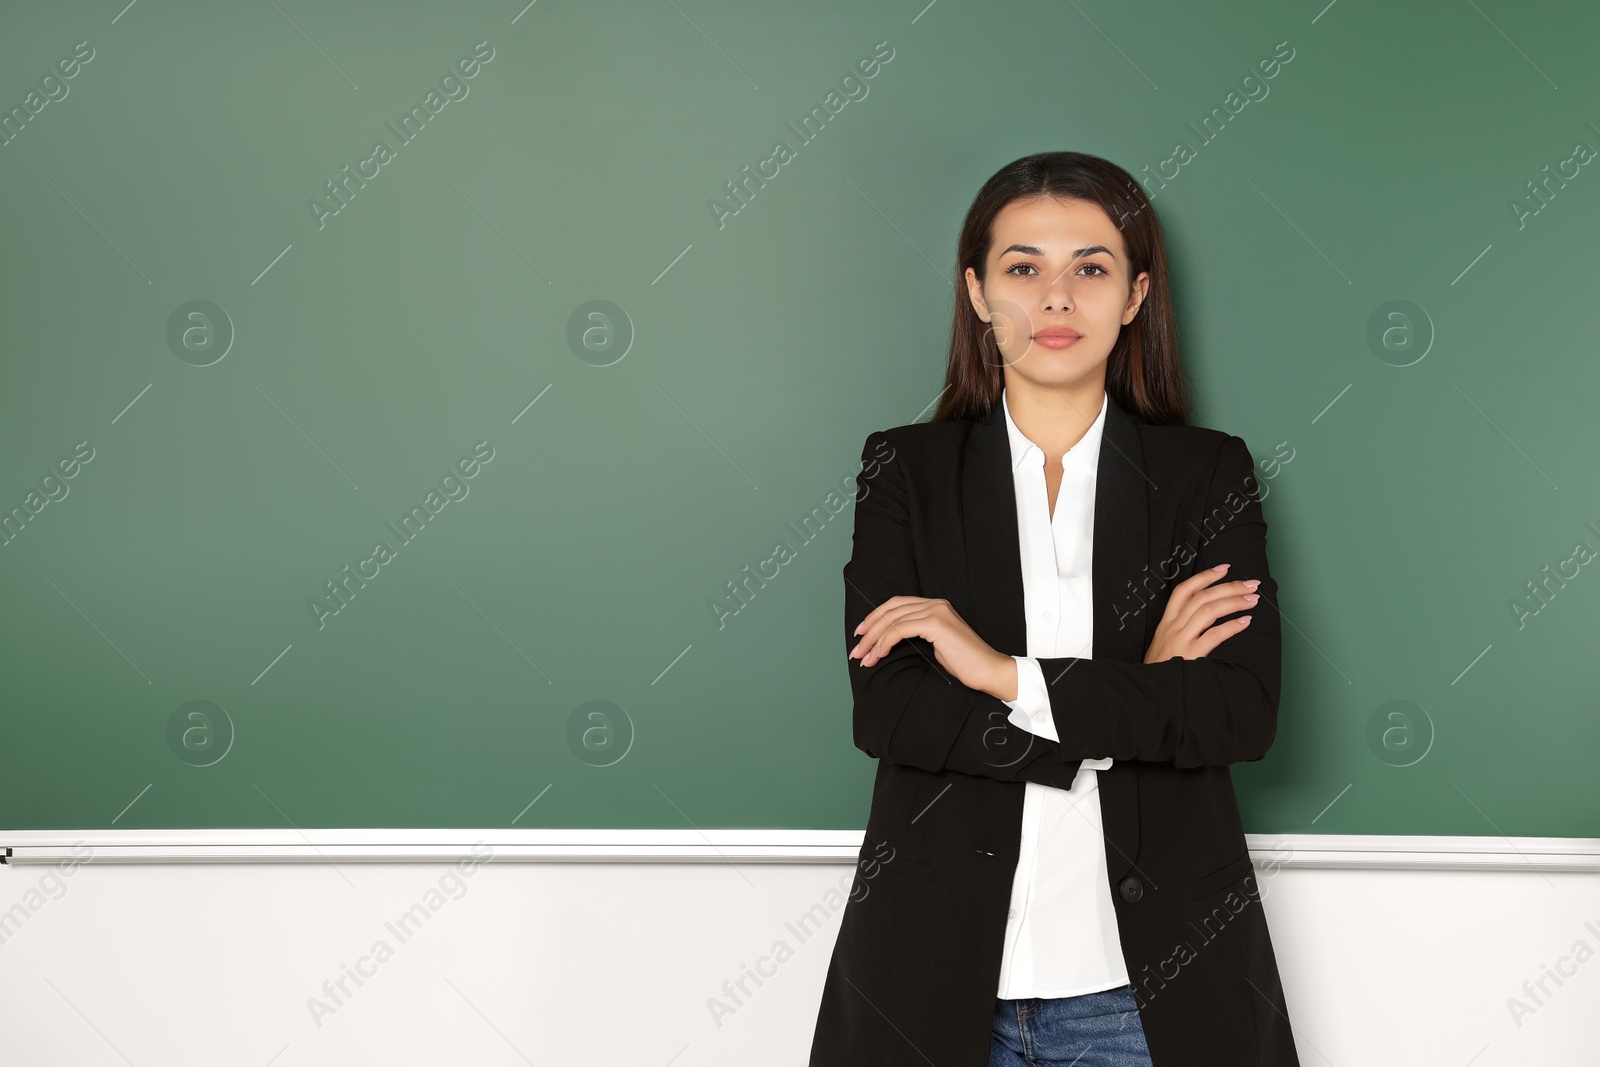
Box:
[809,389,1300,1067]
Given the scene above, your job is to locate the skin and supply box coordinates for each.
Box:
[848,194,1261,699]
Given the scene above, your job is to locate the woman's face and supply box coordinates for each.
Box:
[964,195,1150,390]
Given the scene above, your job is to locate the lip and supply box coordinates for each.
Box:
[1032,329,1082,349]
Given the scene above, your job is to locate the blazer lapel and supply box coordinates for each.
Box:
[959,388,1147,884]
[1089,391,1146,887]
[958,400,1027,658]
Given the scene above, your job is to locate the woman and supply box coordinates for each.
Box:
[808,152,1299,1066]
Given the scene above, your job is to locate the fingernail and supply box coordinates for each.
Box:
[1212,563,1229,572]
[1239,615,1252,625]
[1244,580,1260,591]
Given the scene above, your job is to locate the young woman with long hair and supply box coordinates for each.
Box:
[809,151,1299,1067]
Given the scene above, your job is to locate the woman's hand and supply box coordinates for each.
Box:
[1144,563,1260,664]
[850,596,1013,698]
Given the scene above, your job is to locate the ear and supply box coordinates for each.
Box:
[1121,270,1151,325]
[965,266,991,323]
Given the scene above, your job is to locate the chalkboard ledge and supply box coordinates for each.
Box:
[0,830,1596,871]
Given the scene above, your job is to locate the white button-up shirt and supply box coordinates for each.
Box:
[994,386,1130,1000]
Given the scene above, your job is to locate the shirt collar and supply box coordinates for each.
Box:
[1001,386,1109,472]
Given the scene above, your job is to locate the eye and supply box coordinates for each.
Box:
[1002,261,1110,278]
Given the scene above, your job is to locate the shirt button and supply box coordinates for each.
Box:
[1007,908,1017,921]
[1041,611,1052,621]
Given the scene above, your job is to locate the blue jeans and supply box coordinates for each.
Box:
[988,983,1154,1066]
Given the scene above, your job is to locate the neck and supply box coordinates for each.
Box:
[1004,374,1106,459]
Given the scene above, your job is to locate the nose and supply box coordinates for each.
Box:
[1041,268,1074,312]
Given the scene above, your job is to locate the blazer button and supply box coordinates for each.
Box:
[1118,876,1144,903]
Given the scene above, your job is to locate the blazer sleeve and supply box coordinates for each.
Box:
[1036,433,1282,768]
[844,430,1086,791]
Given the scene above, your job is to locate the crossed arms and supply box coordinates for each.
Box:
[844,429,1282,786]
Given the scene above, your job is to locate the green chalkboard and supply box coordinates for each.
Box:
[2,0,1596,836]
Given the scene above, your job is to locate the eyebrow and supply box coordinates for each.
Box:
[999,243,1117,259]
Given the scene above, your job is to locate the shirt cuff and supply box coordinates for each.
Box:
[1003,655,1058,743]
[1003,654,1114,769]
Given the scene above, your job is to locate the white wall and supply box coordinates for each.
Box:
[0,834,1594,1065]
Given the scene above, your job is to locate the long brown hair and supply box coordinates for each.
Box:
[931,152,1190,426]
